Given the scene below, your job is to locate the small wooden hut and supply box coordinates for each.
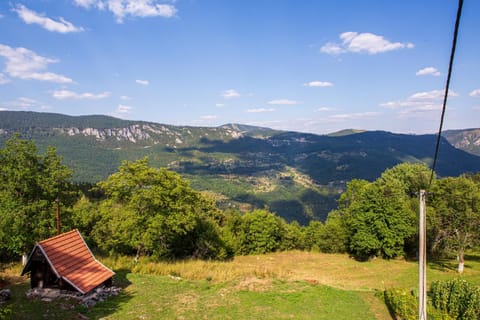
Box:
[21,229,115,294]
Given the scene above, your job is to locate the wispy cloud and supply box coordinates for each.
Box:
[303,81,333,88]
[200,115,218,120]
[328,111,379,121]
[14,4,84,33]
[268,99,301,105]
[117,104,132,113]
[3,97,51,110]
[0,44,73,83]
[469,88,480,98]
[246,108,275,113]
[316,107,334,112]
[74,0,177,23]
[111,104,132,118]
[0,73,10,84]
[215,103,225,108]
[120,95,131,100]
[222,89,240,99]
[416,67,440,77]
[381,89,458,117]
[135,79,149,85]
[321,32,414,55]
[52,90,111,100]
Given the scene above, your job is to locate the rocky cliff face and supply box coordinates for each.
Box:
[54,124,176,143]
[444,129,480,156]
[51,124,246,145]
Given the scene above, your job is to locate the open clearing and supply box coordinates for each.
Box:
[2,251,479,319]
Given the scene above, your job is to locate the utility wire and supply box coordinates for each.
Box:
[428,0,464,189]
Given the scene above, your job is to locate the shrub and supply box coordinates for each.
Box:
[384,288,418,320]
[430,278,480,319]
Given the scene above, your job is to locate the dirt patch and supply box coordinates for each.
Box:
[235,277,273,292]
[175,292,199,312]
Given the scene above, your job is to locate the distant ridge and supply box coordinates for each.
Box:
[327,129,366,137]
[1,110,479,223]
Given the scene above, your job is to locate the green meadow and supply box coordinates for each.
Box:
[3,251,480,320]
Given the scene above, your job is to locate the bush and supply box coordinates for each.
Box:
[0,304,12,320]
[430,278,480,319]
[384,288,418,320]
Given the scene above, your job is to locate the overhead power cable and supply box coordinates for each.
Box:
[428,0,464,188]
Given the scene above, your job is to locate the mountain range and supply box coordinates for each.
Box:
[1,111,479,224]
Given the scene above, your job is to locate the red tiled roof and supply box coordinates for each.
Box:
[29,229,114,294]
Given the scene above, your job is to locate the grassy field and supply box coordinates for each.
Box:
[2,251,480,319]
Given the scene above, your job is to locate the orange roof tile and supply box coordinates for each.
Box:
[23,229,115,294]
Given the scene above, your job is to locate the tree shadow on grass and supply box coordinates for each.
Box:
[427,258,457,272]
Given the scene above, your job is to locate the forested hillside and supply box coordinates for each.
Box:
[1,110,479,223]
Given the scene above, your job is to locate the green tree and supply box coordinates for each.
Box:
[92,157,229,259]
[279,220,305,251]
[320,211,348,253]
[235,209,283,255]
[339,165,418,259]
[0,135,73,258]
[304,220,325,252]
[378,162,431,196]
[431,176,480,273]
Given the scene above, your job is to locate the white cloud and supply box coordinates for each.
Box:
[12,97,38,108]
[215,103,225,108]
[135,79,149,85]
[409,89,457,100]
[52,90,111,100]
[111,104,132,118]
[3,97,51,110]
[74,0,177,23]
[416,67,441,77]
[321,32,414,55]
[200,115,218,120]
[116,104,132,113]
[381,89,459,118]
[120,95,131,100]
[14,4,84,33]
[320,42,346,55]
[329,112,379,121]
[303,81,333,88]
[316,107,334,112]
[469,89,480,98]
[246,108,275,113]
[73,0,101,8]
[0,73,10,84]
[268,99,300,105]
[222,89,240,99]
[0,44,73,83]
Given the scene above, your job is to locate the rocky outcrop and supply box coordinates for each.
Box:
[26,286,121,308]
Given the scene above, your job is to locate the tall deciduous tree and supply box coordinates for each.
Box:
[337,164,422,260]
[92,157,229,259]
[0,135,72,258]
[431,176,480,273]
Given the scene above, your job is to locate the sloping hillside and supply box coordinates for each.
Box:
[1,111,479,223]
[444,128,480,156]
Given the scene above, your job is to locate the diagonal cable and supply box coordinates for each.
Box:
[428,0,464,189]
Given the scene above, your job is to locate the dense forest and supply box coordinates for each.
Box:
[1,135,479,272]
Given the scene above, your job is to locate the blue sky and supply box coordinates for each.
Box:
[0,0,479,134]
